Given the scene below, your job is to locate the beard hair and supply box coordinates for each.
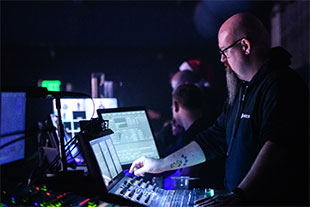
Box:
[226,66,238,105]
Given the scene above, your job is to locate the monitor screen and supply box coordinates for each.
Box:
[53,98,118,138]
[97,108,160,165]
[90,134,123,187]
[0,92,26,165]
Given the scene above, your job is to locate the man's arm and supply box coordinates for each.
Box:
[237,140,288,199]
[129,141,206,176]
[194,140,289,206]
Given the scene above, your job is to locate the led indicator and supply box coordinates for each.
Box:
[210,189,215,197]
[34,202,38,206]
[57,194,64,199]
[79,198,90,206]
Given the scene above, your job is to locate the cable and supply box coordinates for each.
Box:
[90,96,96,119]
[0,130,26,138]
[0,136,25,150]
[66,152,81,162]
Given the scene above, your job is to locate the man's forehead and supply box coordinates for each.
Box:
[218,30,230,48]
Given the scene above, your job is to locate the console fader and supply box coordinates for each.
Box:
[109,176,212,207]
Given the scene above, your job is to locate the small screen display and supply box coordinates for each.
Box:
[90,135,123,186]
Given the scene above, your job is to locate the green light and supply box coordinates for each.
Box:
[210,189,215,197]
[11,201,15,204]
[88,202,97,207]
[41,80,61,92]
[205,188,215,197]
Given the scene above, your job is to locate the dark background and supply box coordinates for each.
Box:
[1,1,275,130]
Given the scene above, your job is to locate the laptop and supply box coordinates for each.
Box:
[76,118,211,206]
[96,107,161,168]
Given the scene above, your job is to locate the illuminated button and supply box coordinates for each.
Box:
[135,188,141,193]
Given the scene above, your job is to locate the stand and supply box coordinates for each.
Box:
[55,97,67,172]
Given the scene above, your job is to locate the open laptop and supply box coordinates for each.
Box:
[96,107,161,168]
[76,118,210,206]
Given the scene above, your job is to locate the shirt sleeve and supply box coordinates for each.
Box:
[260,71,309,148]
[194,105,227,161]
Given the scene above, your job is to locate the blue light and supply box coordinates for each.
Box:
[34,202,38,206]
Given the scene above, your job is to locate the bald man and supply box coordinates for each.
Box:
[170,70,200,93]
[130,13,309,206]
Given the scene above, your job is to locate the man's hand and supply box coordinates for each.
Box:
[194,193,242,207]
[129,156,163,176]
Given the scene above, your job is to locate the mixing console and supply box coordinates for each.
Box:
[0,183,119,207]
[109,176,214,207]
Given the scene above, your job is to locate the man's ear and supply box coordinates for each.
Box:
[173,100,180,112]
[241,38,251,55]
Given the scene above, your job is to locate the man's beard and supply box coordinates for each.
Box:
[226,65,238,105]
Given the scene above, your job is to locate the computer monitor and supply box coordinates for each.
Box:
[0,92,26,165]
[52,98,118,138]
[97,107,160,167]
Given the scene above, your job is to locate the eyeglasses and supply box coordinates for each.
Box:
[219,37,246,58]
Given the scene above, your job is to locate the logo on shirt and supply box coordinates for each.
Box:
[240,113,251,119]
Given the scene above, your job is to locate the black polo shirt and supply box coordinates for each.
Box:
[194,47,309,200]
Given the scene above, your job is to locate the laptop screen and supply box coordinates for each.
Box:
[97,107,160,166]
[89,134,123,187]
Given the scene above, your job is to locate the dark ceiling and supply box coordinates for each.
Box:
[1,1,275,131]
[1,1,274,49]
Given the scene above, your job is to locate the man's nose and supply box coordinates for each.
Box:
[220,53,226,63]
